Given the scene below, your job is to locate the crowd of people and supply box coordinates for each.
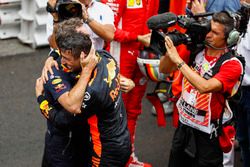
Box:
[34,0,250,166]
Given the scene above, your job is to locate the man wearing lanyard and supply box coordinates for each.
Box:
[160,11,243,167]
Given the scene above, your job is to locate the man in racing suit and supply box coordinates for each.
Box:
[159,12,243,167]
[100,0,159,166]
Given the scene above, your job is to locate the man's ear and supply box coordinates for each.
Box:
[85,51,89,57]
[65,50,72,54]
[80,51,87,59]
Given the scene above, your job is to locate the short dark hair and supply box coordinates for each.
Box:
[212,11,235,38]
[55,18,92,59]
[55,17,83,34]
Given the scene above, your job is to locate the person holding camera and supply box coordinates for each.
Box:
[46,0,115,50]
[36,18,131,167]
[185,1,242,167]
[159,11,243,167]
[187,1,243,167]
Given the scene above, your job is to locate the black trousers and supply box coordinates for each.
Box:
[168,123,223,167]
[41,130,88,167]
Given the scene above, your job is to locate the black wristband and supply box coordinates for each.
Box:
[49,50,60,60]
[53,20,59,24]
[37,95,46,104]
[46,2,57,13]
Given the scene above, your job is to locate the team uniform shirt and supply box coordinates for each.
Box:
[39,60,89,167]
[45,65,76,101]
[81,50,131,166]
[43,50,131,166]
[43,60,88,135]
[177,50,242,133]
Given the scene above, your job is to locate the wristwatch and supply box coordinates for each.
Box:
[46,2,57,13]
[177,61,185,69]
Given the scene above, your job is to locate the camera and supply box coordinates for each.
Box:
[150,13,212,55]
[148,12,212,55]
[56,0,82,22]
[148,4,250,56]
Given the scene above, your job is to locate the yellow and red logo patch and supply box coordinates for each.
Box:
[54,83,67,92]
[52,78,62,85]
[39,100,51,119]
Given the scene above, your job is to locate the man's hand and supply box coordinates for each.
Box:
[80,46,98,76]
[41,57,59,83]
[165,36,183,65]
[35,77,44,97]
[120,76,135,93]
[191,0,206,14]
[57,47,98,114]
[48,0,57,8]
[47,0,59,21]
[81,4,90,23]
[137,33,151,47]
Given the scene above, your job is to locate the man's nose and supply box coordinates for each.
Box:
[206,31,212,38]
[61,57,66,64]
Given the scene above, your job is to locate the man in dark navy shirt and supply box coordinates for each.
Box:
[36,18,131,167]
[36,57,90,167]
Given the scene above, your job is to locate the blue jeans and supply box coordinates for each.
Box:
[236,86,250,167]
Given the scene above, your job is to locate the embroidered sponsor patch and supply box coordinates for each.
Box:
[84,92,91,101]
[40,100,49,110]
[52,78,62,85]
[127,0,142,8]
[54,83,66,92]
[40,100,51,118]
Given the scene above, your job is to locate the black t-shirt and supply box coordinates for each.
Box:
[80,51,131,165]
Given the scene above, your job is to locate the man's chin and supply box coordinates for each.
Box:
[72,68,81,73]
